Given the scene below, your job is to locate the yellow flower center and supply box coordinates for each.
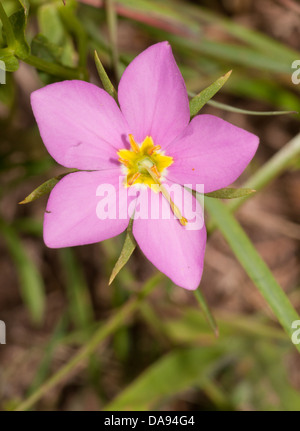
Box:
[118,134,173,187]
[118,134,187,226]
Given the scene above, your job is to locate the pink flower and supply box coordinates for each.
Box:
[31,42,259,290]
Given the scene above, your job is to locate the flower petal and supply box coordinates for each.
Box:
[31,80,129,170]
[44,170,131,248]
[165,114,259,193]
[132,184,206,290]
[118,42,190,147]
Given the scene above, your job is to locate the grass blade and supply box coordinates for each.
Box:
[203,197,300,353]
[0,219,45,325]
[105,346,222,410]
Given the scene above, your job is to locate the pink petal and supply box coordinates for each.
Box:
[165,114,259,193]
[44,170,131,248]
[31,80,129,170]
[132,184,206,290]
[118,42,190,147]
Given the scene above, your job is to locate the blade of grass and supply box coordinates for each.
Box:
[0,219,45,325]
[203,196,300,353]
[60,248,94,330]
[105,0,120,80]
[105,346,223,410]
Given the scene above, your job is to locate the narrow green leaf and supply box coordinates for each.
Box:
[189,70,232,117]
[205,187,256,199]
[19,170,77,204]
[203,196,300,353]
[60,248,93,330]
[109,219,136,285]
[94,50,118,102]
[0,219,45,325]
[194,289,219,338]
[207,99,297,116]
[105,347,222,411]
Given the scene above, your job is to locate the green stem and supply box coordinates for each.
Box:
[24,55,84,80]
[0,47,15,57]
[14,273,161,411]
[194,289,219,338]
[0,3,15,47]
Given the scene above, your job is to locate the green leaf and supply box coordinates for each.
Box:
[109,219,136,285]
[19,170,77,204]
[0,219,45,325]
[189,70,231,117]
[94,50,118,102]
[31,34,64,64]
[37,3,75,68]
[203,196,300,353]
[105,347,222,410]
[205,187,256,199]
[9,9,30,58]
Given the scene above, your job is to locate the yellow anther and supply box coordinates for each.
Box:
[150,165,161,178]
[148,145,161,155]
[118,158,130,167]
[129,134,140,153]
[144,166,188,227]
[128,172,141,186]
[180,217,188,226]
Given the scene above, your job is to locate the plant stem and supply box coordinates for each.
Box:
[0,3,15,47]
[24,55,84,80]
[194,289,219,338]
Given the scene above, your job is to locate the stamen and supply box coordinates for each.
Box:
[128,172,141,185]
[129,134,140,153]
[118,158,130,167]
[148,145,161,155]
[150,165,161,178]
[144,165,188,227]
